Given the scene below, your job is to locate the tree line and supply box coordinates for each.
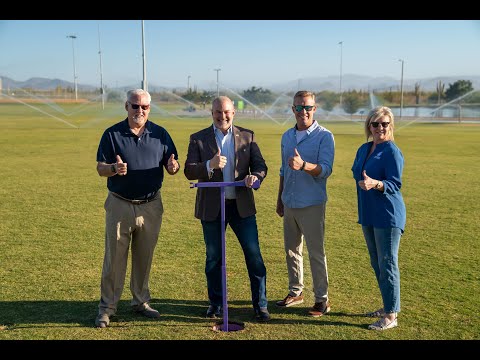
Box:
[175,79,478,115]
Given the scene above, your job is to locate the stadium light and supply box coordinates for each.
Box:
[98,24,104,110]
[141,20,147,91]
[338,41,343,107]
[214,68,221,97]
[66,35,78,101]
[398,59,404,120]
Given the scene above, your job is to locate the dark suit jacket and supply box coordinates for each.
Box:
[184,125,267,221]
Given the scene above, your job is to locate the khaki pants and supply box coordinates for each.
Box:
[283,203,329,303]
[98,191,163,316]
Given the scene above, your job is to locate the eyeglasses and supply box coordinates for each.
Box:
[370,122,390,128]
[293,105,315,112]
[129,102,150,110]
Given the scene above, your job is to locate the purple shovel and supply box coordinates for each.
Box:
[190,179,260,332]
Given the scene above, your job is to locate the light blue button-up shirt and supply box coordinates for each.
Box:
[279,120,335,208]
[206,124,236,199]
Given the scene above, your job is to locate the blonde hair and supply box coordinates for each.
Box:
[364,106,395,141]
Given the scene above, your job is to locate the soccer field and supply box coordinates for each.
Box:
[1,102,479,340]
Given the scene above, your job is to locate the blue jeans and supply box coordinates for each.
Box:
[362,226,402,313]
[201,201,267,310]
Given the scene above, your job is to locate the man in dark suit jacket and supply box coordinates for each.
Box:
[184,96,270,322]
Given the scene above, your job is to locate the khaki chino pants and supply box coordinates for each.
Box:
[283,203,329,303]
[98,191,163,316]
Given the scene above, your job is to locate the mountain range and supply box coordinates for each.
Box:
[1,74,479,93]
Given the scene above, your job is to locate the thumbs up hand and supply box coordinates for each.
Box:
[358,170,378,191]
[288,148,304,171]
[116,155,127,176]
[210,148,227,170]
[167,153,180,175]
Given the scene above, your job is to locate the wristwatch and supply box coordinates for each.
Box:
[111,164,117,174]
[300,161,306,171]
[374,181,381,189]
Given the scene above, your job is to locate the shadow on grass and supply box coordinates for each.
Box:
[150,298,367,329]
[0,298,366,330]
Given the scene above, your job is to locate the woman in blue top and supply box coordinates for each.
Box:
[351,106,406,331]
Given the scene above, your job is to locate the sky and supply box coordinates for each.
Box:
[1,20,479,90]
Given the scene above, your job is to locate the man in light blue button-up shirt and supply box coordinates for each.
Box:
[275,91,335,317]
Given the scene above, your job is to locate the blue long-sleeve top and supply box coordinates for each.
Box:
[280,120,335,208]
[351,140,406,232]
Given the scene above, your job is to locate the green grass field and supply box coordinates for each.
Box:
[0,102,479,340]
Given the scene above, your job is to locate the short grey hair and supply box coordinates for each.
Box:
[126,89,151,104]
[293,90,315,103]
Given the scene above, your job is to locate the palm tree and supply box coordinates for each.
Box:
[436,80,445,105]
[414,82,421,105]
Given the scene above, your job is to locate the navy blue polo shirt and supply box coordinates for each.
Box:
[96,118,178,200]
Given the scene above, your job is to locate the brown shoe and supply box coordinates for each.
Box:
[276,293,304,307]
[308,301,331,317]
[133,303,160,319]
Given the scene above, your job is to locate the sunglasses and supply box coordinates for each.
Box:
[129,102,150,110]
[294,105,315,112]
[370,122,390,128]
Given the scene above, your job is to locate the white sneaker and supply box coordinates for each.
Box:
[368,316,398,330]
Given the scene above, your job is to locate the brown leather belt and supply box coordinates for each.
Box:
[111,192,157,205]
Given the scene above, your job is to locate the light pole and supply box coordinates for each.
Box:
[66,35,78,101]
[214,68,221,97]
[398,59,404,121]
[338,41,343,107]
[98,24,105,110]
[187,75,191,92]
[141,20,147,91]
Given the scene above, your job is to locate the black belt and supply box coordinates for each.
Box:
[225,199,236,204]
[111,192,157,205]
